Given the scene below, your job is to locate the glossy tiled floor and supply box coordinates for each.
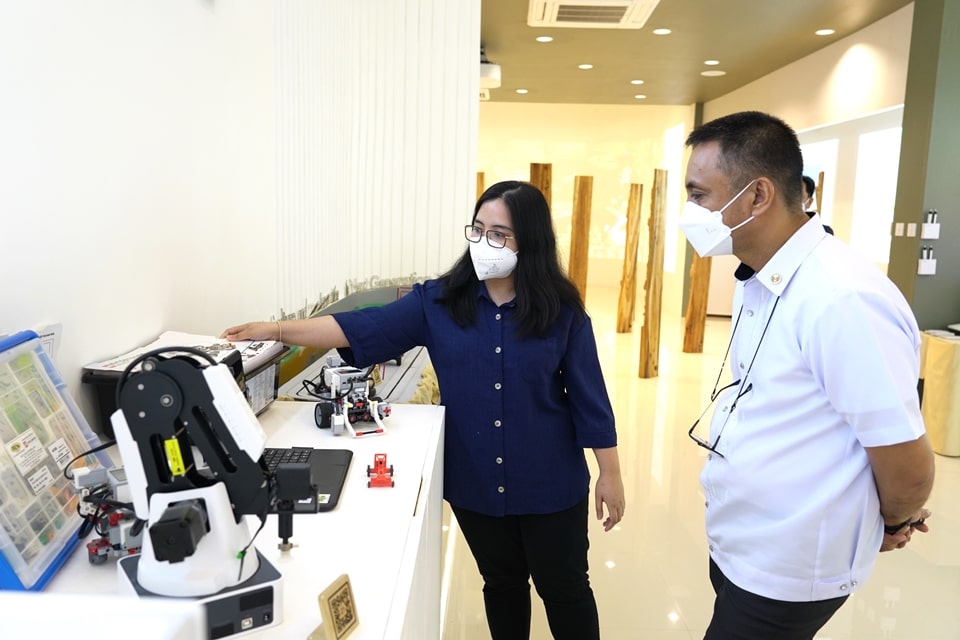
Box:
[440,285,960,640]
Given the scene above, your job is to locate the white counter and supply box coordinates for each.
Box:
[45,401,446,639]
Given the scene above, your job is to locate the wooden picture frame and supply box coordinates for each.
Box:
[309,573,359,640]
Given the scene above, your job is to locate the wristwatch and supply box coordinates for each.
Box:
[884,517,924,535]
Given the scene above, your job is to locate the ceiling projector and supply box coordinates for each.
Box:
[480,48,501,89]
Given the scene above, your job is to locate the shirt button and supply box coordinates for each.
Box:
[840,584,848,591]
[707,454,713,461]
[496,457,503,464]
[495,313,502,320]
[739,362,745,369]
[494,420,502,427]
[498,486,505,493]
[852,581,858,587]
[495,346,502,354]
[746,309,755,317]
[495,382,502,390]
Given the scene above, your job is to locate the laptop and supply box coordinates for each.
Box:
[262,447,353,513]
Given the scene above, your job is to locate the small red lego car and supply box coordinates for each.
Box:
[366,453,394,488]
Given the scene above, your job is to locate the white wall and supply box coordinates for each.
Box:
[704,5,913,128]
[0,0,479,426]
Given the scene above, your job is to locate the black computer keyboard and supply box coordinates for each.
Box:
[262,447,313,472]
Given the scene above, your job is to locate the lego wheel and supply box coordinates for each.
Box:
[366,465,372,476]
[389,465,394,475]
[88,552,108,565]
[367,480,371,488]
[315,402,334,429]
[391,480,395,487]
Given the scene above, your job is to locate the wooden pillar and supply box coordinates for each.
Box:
[682,254,712,353]
[639,169,667,378]
[616,183,643,333]
[815,170,824,213]
[568,176,593,302]
[477,172,485,200]
[529,163,552,209]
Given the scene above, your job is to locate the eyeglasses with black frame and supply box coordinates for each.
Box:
[687,297,780,458]
[687,377,753,458]
[464,224,515,249]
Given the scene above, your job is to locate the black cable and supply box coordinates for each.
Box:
[63,440,116,481]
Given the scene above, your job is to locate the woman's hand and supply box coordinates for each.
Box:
[220,321,278,342]
[595,472,625,532]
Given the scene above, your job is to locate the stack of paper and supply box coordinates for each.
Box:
[84,331,284,375]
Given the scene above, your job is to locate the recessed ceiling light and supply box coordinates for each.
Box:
[634,94,647,99]
[630,79,644,85]
[536,36,553,43]
[515,89,528,94]
[815,29,835,36]
[701,70,726,77]
[578,64,593,70]
[704,60,719,66]
[652,28,671,35]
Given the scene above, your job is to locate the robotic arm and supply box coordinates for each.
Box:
[111,347,273,597]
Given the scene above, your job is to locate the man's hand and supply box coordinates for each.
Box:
[880,507,931,552]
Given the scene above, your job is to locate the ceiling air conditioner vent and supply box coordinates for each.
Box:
[528,0,660,29]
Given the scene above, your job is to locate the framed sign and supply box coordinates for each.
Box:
[308,573,359,640]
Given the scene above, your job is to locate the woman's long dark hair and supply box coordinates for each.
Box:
[439,180,584,337]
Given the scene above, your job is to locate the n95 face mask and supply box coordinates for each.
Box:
[470,240,518,281]
[679,179,757,257]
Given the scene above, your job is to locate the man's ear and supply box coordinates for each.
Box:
[750,177,776,216]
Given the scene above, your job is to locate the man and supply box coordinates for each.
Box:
[802,174,834,235]
[680,111,934,639]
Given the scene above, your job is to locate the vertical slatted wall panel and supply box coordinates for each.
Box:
[274,0,478,315]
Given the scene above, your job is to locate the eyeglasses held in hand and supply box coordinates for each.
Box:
[465,224,515,249]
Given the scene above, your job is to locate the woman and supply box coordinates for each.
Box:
[222,180,624,639]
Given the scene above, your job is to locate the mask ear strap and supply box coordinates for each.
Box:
[729,215,754,233]
[718,178,758,214]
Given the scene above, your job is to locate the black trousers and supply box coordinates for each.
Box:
[704,558,848,640]
[452,496,600,640]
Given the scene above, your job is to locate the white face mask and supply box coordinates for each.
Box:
[469,239,518,281]
[679,179,757,257]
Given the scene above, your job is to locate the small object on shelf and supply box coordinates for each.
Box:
[921,222,940,239]
[366,453,395,488]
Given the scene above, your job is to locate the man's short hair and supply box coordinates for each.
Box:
[802,175,816,201]
[686,111,804,209]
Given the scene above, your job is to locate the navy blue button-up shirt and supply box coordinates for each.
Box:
[333,279,617,516]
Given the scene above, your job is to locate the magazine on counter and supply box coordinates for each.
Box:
[84,331,284,376]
